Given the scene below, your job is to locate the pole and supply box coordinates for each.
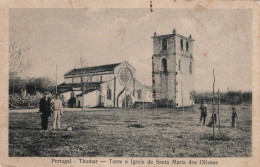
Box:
[81,87,84,112]
[212,69,215,140]
[128,89,131,122]
[125,88,127,111]
[81,57,84,112]
[142,100,144,113]
[129,103,131,122]
[172,98,175,113]
[154,100,157,118]
[167,99,168,111]
[12,80,14,95]
[55,64,57,94]
[181,82,184,115]
[141,100,144,124]
[218,88,220,128]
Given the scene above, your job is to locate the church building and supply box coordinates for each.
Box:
[58,61,152,108]
[152,29,194,107]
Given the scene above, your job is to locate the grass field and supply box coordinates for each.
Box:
[9,104,251,157]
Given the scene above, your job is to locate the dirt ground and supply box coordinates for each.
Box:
[9,104,251,157]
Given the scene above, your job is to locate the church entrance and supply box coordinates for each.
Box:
[122,94,133,108]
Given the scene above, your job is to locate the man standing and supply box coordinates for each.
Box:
[39,92,51,131]
[51,94,63,131]
[199,100,208,125]
[231,107,238,127]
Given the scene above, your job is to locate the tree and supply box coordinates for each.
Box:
[8,77,27,94]
[9,43,31,94]
[242,92,252,104]
[9,43,30,79]
[26,77,55,94]
[74,56,90,68]
[226,91,243,105]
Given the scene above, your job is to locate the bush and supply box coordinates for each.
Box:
[9,76,55,95]
[200,130,231,141]
[194,91,252,105]
[9,93,42,109]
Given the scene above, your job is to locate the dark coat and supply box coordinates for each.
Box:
[200,104,208,116]
[232,111,238,119]
[39,97,51,117]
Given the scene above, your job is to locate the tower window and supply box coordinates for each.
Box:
[161,58,167,72]
[107,89,111,100]
[189,62,192,74]
[162,38,167,50]
[100,76,102,82]
[179,59,182,71]
[186,41,189,51]
[180,39,183,51]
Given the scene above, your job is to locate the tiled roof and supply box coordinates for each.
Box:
[57,82,103,93]
[58,82,102,88]
[76,89,99,96]
[64,63,121,77]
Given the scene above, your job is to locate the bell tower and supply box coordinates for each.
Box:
[152,29,194,107]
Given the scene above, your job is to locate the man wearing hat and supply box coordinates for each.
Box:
[199,100,208,125]
[39,92,51,131]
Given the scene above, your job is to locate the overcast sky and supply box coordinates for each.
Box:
[9,8,252,92]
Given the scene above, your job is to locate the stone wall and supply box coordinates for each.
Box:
[152,31,194,107]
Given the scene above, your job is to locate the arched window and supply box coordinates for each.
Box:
[161,58,167,72]
[186,41,189,51]
[107,89,111,100]
[180,39,183,51]
[189,62,192,74]
[162,38,167,50]
[179,59,182,71]
[138,90,142,99]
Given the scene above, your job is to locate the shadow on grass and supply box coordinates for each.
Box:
[200,130,231,141]
[127,124,145,128]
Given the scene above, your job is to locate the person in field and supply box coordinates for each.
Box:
[211,110,217,125]
[39,92,51,131]
[199,100,208,125]
[50,94,64,131]
[231,107,238,127]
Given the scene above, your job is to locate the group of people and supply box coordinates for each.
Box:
[39,92,63,131]
[40,92,238,130]
[199,100,238,127]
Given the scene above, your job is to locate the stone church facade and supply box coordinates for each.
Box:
[58,61,152,108]
[152,29,194,107]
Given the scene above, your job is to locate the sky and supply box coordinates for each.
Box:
[9,8,252,92]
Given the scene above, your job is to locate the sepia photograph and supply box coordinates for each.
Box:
[7,7,253,159]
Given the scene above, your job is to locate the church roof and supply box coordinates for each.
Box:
[135,80,152,91]
[64,63,121,77]
[76,89,99,96]
[58,82,103,93]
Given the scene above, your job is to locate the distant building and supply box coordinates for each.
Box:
[58,61,152,108]
[152,29,194,107]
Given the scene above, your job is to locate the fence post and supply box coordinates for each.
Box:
[212,69,215,140]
